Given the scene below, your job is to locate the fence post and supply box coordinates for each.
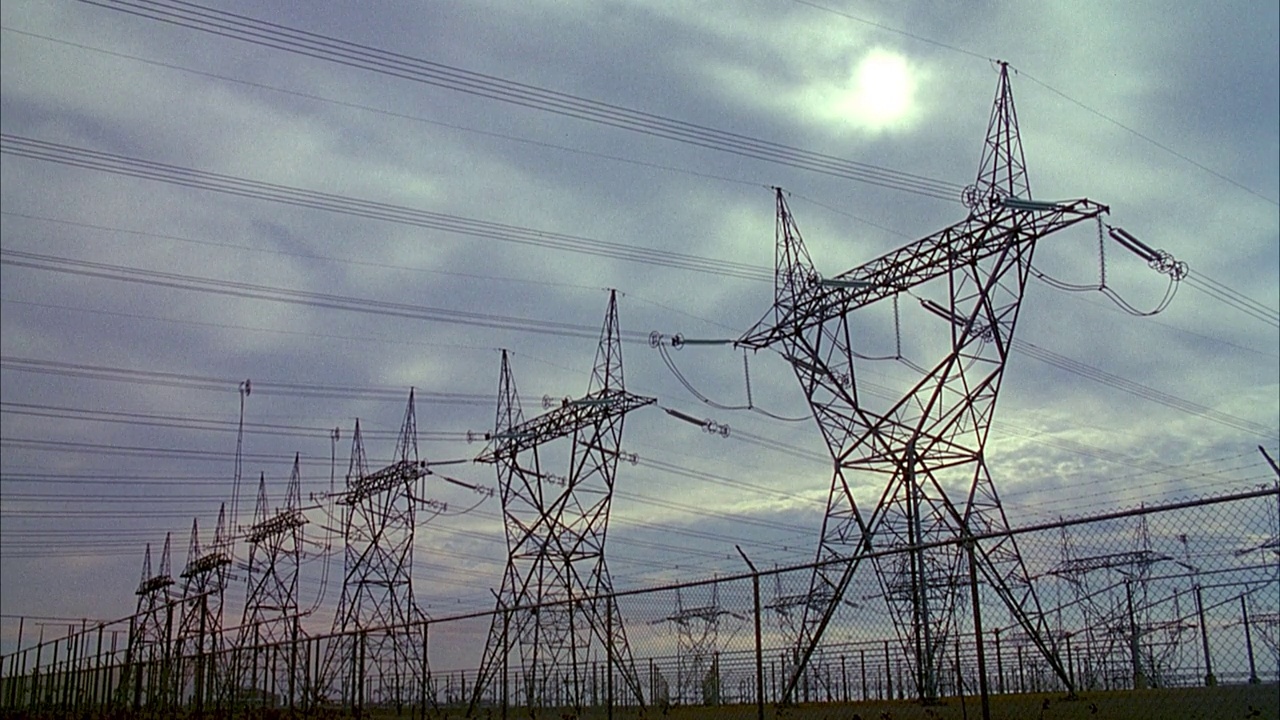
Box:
[1125,581,1145,690]
[420,621,429,720]
[502,606,510,720]
[1240,595,1260,684]
[62,626,74,713]
[15,618,26,710]
[966,538,991,719]
[290,617,299,714]
[840,655,847,703]
[606,596,614,720]
[76,620,90,712]
[993,628,1004,694]
[1194,585,1216,686]
[1064,634,1075,693]
[883,640,892,700]
[735,546,765,720]
[357,630,366,719]
[860,648,867,701]
[303,635,312,714]
[107,631,117,713]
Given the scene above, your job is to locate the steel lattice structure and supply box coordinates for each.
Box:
[469,290,654,714]
[234,456,307,706]
[322,391,430,710]
[175,504,231,711]
[119,534,175,711]
[731,63,1112,702]
[659,584,738,705]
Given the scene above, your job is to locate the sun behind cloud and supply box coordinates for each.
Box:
[810,48,919,133]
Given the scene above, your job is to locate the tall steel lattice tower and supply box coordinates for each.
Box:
[175,504,231,712]
[120,534,176,711]
[733,63,1112,702]
[469,290,655,714]
[323,391,430,710]
[234,455,308,706]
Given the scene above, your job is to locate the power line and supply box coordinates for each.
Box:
[75,0,964,201]
[0,297,501,358]
[0,26,768,194]
[0,401,474,438]
[1,209,606,295]
[0,134,774,283]
[1014,68,1279,207]
[1011,338,1274,438]
[0,246,654,342]
[1183,272,1280,328]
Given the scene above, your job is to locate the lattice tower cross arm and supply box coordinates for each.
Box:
[737,196,1109,351]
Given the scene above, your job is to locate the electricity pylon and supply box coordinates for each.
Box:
[176,504,231,712]
[120,534,176,711]
[469,290,655,715]
[733,62,1111,702]
[235,456,307,707]
[323,391,431,711]
[658,584,738,705]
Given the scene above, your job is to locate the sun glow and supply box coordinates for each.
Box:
[824,49,917,131]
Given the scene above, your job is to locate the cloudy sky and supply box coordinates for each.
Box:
[1,0,1276,659]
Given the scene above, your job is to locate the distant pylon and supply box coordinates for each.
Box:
[323,391,431,712]
[659,584,737,705]
[469,290,655,715]
[176,504,231,712]
[235,456,307,709]
[120,534,176,711]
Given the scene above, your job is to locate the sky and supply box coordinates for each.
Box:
[1,0,1277,662]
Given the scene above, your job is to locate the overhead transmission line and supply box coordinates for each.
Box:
[1182,271,1280,328]
[77,0,963,202]
[0,26,767,195]
[1009,338,1274,438]
[2,210,605,295]
[0,247,654,343]
[0,401,475,439]
[0,135,772,282]
[0,356,499,408]
[6,133,1273,335]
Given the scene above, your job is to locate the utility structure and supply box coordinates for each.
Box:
[469,290,654,715]
[1049,513,1194,690]
[671,62,1163,703]
[175,504,231,712]
[119,534,176,712]
[657,584,739,705]
[323,391,431,710]
[234,456,308,708]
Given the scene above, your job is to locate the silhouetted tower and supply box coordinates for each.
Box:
[324,391,430,709]
[469,291,655,714]
[235,456,307,707]
[730,62,1114,702]
[176,504,231,711]
[120,534,175,711]
[659,584,737,705]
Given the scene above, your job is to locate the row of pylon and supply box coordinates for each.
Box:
[113,61,1153,715]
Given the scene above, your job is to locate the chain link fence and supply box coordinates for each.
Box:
[3,485,1277,719]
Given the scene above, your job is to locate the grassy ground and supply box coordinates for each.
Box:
[452,683,1279,720]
